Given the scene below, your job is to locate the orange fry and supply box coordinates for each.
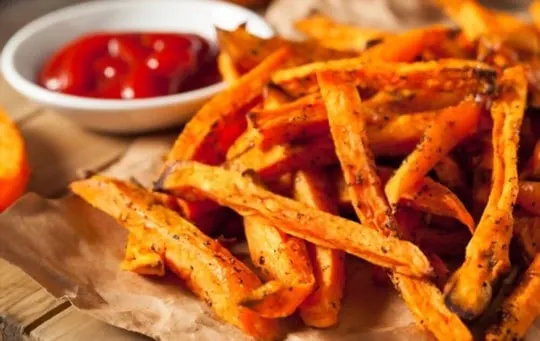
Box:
[167,48,290,165]
[0,108,29,212]
[385,99,483,208]
[293,169,346,328]
[242,216,315,318]
[225,137,337,181]
[156,161,434,278]
[444,66,527,320]
[71,177,280,340]
[217,52,241,83]
[485,254,540,341]
[318,70,396,232]
[271,59,497,98]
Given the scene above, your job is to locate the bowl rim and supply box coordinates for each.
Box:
[0,0,273,111]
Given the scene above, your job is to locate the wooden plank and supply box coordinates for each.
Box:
[0,78,41,123]
[30,307,150,341]
[20,111,131,197]
[0,259,67,339]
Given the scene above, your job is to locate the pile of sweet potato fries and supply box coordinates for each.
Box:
[71,1,540,340]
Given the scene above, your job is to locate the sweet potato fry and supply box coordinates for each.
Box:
[517,181,540,216]
[294,14,389,52]
[0,108,29,212]
[71,176,280,340]
[156,161,433,278]
[249,93,437,152]
[316,71,471,340]
[242,216,315,318]
[336,168,474,232]
[531,1,540,31]
[485,254,540,341]
[271,59,497,98]
[167,48,290,165]
[318,70,397,232]
[513,216,540,264]
[218,52,241,83]
[262,84,292,110]
[122,231,165,276]
[444,66,527,320]
[385,99,483,208]
[293,169,346,328]
[225,137,337,181]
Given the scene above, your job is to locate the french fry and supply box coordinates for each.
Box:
[336,168,475,232]
[0,108,29,212]
[225,137,337,181]
[293,169,346,328]
[122,231,165,276]
[242,216,315,318]
[385,99,483,208]
[485,254,540,341]
[517,181,540,216]
[318,70,397,232]
[156,161,434,278]
[444,66,527,320]
[514,216,540,264]
[167,48,290,165]
[218,52,241,83]
[71,176,281,341]
[294,14,389,52]
[271,58,497,98]
[317,71,472,340]
[262,84,292,109]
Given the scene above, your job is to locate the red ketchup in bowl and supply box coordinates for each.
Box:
[39,32,221,99]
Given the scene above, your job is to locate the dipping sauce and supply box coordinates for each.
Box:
[39,32,220,99]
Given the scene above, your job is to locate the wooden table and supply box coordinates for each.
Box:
[0,76,156,341]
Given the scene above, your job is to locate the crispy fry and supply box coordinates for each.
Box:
[517,181,540,216]
[156,161,434,278]
[248,94,437,152]
[444,66,527,320]
[0,108,29,212]
[316,70,471,340]
[218,52,241,83]
[385,99,483,208]
[485,254,540,341]
[514,216,540,264]
[336,168,474,232]
[318,70,397,232]
[167,48,290,165]
[294,14,389,52]
[242,216,315,318]
[271,58,496,98]
[293,169,345,328]
[217,26,353,73]
[225,137,337,181]
[71,176,280,340]
[122,231,165,276]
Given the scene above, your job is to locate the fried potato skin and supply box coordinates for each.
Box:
[293,169,345,328]
[444,66,527,320]
[485,255,540,341]
[156,161,433,278]
[71,177,280,340]
[0,108,29,212]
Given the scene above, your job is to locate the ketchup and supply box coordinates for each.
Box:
[39,32,220,99]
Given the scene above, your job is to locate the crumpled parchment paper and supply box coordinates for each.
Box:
[0,0,539,339]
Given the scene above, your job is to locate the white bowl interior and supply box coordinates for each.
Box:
[1,0,273,111]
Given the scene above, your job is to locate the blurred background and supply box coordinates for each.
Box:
[0,0,532,48]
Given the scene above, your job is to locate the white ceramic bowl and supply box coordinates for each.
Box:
[1,0,273,133]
